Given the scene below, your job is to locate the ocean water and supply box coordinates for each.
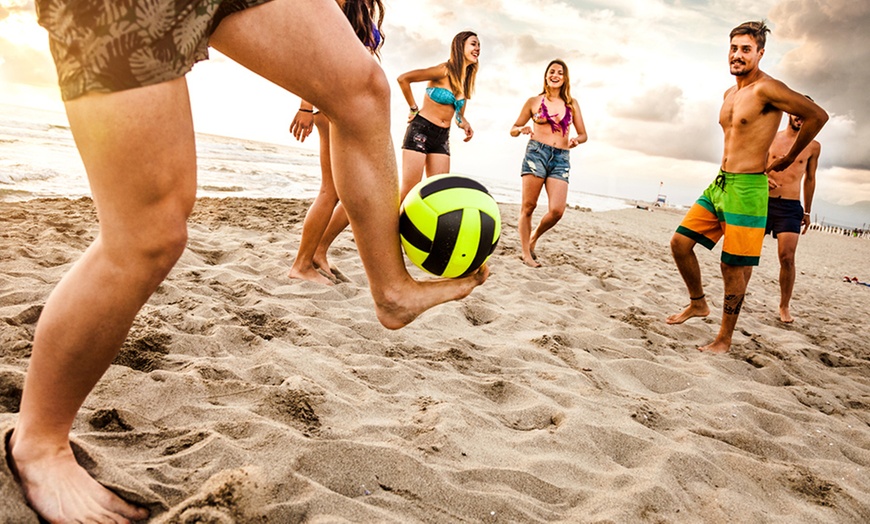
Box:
[1,104,630,211]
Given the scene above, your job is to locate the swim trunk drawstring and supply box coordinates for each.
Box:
[714,171,727,191]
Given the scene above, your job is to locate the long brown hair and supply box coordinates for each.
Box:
[342,0,385,58]
[539,59,573,105]
[446,31,478,100]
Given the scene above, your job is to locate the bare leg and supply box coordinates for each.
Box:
[289,113,337,285]
[400,149,427,201]
[519,174,544,267]
[10,78,196,523]
[775,232,799,323]
[528,177,568,257]
[312,203,349,276]
[699,263,752,353]
[314,115,447,278]
[424,153,450,179]
[210,0,486,329]
[667,233,711,324]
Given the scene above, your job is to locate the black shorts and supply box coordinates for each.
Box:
[765,197,803,237]
[36,0,274,101]
[401,114,450,156]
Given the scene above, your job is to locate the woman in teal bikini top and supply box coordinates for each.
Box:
[396,31,480,200]
[425,86,466,124]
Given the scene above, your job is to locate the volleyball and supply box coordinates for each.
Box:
[399,174,501,278]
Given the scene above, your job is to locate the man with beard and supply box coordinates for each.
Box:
[766,101,822,323]
[666,20,828,353]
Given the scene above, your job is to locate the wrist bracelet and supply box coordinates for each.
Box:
[804,212,811,216]
[410,106,419,112]
[298,108,314,113]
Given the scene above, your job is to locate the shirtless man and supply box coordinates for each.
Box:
[666,20,828,353]
[9,1,487,522]
[766,104,821,323]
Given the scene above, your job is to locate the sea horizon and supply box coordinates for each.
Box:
[4,103,868,230]
[0,103,638,214]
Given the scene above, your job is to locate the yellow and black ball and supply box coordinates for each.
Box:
[400,174,501,278]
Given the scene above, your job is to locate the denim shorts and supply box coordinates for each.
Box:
[520,140,570,182]
[401,114,450,156]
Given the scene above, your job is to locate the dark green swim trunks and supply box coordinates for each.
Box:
[36,0,274,101]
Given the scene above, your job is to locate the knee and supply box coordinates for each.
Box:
[670,234,691,257]
[317,185,339,203]
[326,64,390,129]
[142,214,189,275]
[520,201,537,218]
[549,207,564,221]
[112,205,191,280]
[779,252,795,269]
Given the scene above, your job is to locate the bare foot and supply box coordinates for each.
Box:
[520,255,541,268]
[325,266,351,283]
[373,264,490,329]
[779,306,794,323]
[9,432,149,523]
[288,265,334,286]
[312,254,331,275]
[698,339,730,354]
[666,298,710,325]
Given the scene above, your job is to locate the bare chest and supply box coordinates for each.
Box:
[719,88,781,135]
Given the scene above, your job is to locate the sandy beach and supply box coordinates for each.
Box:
[1,196,869,523]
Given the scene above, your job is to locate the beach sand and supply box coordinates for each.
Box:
[1,196,869,522]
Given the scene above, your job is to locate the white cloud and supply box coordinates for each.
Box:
[769,0,870,169]
[609,84,685,123]
[1,0,866,205]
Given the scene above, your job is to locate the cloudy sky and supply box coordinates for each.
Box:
[1,0,868,207]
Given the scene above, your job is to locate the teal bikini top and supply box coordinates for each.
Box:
[426,86,466,124]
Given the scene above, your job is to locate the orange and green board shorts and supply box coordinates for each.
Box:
[675,170,768,266]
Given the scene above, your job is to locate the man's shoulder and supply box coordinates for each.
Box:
[753,74,791,97]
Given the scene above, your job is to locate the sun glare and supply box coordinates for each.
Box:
[0,8,49,51]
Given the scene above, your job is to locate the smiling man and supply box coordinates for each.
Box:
[666,20,828,353]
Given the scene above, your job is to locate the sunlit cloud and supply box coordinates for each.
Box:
[0,0,866,208]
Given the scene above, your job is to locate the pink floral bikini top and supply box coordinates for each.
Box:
[533,96,572,136]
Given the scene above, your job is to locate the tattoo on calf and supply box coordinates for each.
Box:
[723,294,745,315]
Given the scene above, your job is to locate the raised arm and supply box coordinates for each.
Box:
[763,81,828,172]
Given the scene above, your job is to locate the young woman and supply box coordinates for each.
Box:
[396,30,480,200]
[287,0,384,284]
[510,59,587,268]
[307,30,481,276]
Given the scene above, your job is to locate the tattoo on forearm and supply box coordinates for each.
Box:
[723,294,745,315]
